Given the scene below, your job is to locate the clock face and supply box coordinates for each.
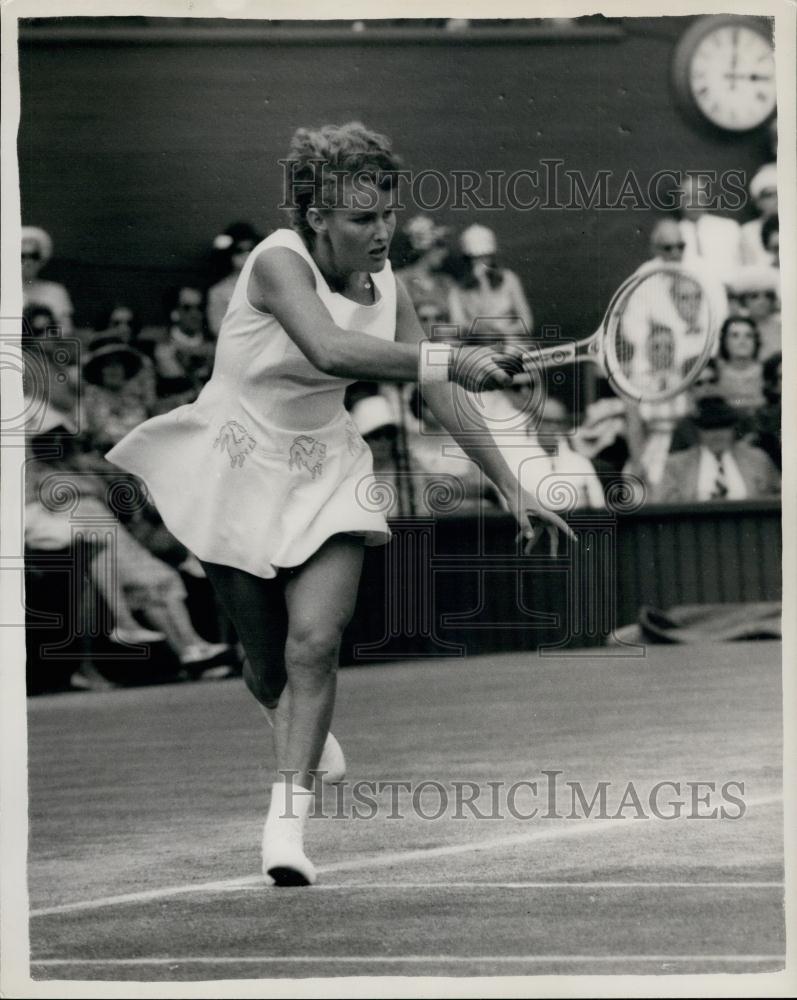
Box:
[689,23,776,131]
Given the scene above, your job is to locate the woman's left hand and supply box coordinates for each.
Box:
[505,488,577,557]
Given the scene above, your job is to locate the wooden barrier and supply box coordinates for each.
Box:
[341,501,782,663]
[23,501,781,687]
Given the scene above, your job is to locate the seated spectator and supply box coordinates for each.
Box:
[648,217,686,265]
[646,215,728,326]
[414,299,450,338]
[90,303,158,397]
[143,286,215,408]
[394,215,454,314]
[654,396,779,503]
[749,351,781,471]
[501,397,605,511]
[207,221,262,336]
[406,387,501,515]
[448,224,533,340]
[668,358,747,451]
[25,407,233,673]
[94,302,144,348]
[715,316,764,418]
[677,174,742,287]
[21,308,82,431]
[627,226,726,383]
[727,252,780,362]
[740,164,778,266]
[81,334,155,452]
[741,287,779,364]
[21,226,74,334]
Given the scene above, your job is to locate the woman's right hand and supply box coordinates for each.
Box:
[449,343,532,393]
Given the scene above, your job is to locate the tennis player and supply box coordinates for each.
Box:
[107,122,573,886]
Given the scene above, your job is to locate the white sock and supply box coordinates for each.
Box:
[262,779,316,884]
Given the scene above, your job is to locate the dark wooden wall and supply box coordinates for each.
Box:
[18,17,772,331]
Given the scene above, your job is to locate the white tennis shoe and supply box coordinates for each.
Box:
[262,781,317,887]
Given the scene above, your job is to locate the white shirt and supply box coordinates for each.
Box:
[679,215,742,285]
[696,447,747,501]
[740,218,775,267]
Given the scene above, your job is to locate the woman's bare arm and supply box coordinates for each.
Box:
[394,278,575,551]
[248,247,516,390]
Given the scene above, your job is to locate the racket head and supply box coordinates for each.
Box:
[599,262,720,403]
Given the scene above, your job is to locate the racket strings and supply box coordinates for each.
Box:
[608,269,715,402]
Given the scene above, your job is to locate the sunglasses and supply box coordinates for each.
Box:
[179,302,204,311]
[656,242,686,252]
[21,251,41,261]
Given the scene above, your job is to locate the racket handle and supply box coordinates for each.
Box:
[532,341,578,365]
[510,341,580,386]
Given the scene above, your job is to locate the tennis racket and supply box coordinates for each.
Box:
[511,262,721,403]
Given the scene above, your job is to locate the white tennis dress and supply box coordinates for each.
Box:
[106,229,396,579]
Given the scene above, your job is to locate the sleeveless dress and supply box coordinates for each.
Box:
[106,229,396,579]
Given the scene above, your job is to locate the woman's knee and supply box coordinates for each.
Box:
[284,621,343,677]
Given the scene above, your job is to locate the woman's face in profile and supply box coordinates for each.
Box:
[318,177,397,274]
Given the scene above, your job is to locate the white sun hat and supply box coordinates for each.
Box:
[21,226,54,263]
[460,224,497,257]
[749,163,777,199]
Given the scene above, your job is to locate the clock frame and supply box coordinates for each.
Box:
[671,15,776,133]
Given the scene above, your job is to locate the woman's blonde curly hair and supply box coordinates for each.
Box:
[284,122,403,243]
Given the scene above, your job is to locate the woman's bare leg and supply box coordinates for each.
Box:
[280,534,364,791]
[199,561,289,708]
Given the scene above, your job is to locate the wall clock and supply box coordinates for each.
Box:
[672,15,776,132]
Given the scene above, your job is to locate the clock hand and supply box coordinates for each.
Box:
[729,28,739,91]
[723,72,773,81]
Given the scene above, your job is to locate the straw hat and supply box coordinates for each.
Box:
[82,334,144,385]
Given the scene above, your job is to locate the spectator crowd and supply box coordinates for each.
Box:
[21,128,782,688]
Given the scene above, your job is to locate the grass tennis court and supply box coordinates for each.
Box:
[26,640,784,981]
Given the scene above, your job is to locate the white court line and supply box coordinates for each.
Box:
[29,792,783,918]
[30,954,786,967]
[240,880,784,891]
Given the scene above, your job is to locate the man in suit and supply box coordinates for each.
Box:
[654,396,780,503]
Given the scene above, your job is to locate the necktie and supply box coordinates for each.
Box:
[710,455,728,499]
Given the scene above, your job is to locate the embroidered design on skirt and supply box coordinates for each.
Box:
[345,418,364,456]
[214,420,256,468]
[289,435,327,480]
